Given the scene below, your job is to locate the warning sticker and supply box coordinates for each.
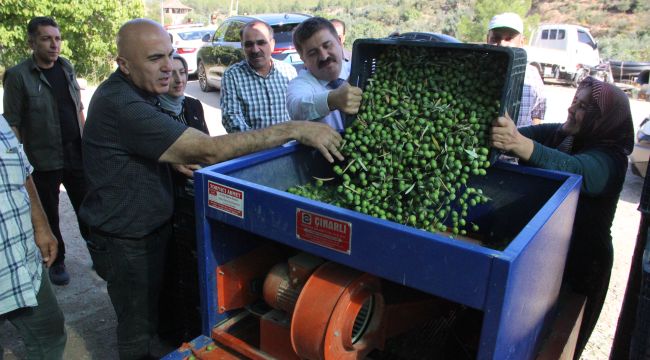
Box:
[207,181,244,218]
[296,208,352,254]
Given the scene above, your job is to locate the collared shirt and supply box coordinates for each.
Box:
[2,56,84,171]
[517,64,547,127]
[286,60,352,132]
[343,48,352,62]
[0,115,40,316]
[221,59,297,133]
[80,70,187,238]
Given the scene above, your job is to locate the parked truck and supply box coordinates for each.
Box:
[525,24,602,85]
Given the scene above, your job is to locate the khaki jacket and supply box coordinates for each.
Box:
[2,56,83,171]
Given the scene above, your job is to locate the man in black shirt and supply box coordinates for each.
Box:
[3,16,87,286]
[81,18,343,360]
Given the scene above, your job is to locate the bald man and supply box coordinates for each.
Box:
[79,18,343,360]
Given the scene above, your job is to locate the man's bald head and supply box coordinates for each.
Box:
[115,18,174,95]
[117,18,168,59]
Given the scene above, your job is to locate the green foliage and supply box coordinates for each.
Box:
[599,33,650,61]
[401,8,421,22]
[348,19,389,40]
[603,0,633,12]
[0,0,143,83]
[366,6,400,25]
[587,12,606,26]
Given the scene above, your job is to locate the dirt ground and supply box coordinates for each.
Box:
[1,84,649,359]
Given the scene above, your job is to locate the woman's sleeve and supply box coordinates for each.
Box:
[186,97,210,135]
[525,144,622,196]
[518,123,561,142]
[194,99,209,135]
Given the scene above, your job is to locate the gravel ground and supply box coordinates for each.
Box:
[1,84,649,359]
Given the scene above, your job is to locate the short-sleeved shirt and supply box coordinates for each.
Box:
[80,70,187,238]
[221,59,297,133]
[0,115,41,315]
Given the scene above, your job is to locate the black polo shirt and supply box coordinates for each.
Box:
[80,70,187,238]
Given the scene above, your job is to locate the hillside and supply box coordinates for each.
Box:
[150,0,650,61]
[532,0,649,60]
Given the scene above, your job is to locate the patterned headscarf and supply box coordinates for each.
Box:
[551,77,634,156]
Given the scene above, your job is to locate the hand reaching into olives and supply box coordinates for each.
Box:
[490,115,534,161]
[328,82,363,114]
[293,121,344,163]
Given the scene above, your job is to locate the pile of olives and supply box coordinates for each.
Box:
[288,46,510,236]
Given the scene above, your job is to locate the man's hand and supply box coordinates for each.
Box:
[34,227,58,268]
[172,164,201,177]
[292,122,344,163]
[328,83,363,115]
[25,175,58,267]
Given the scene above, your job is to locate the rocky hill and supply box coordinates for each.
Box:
[165,0,650,61]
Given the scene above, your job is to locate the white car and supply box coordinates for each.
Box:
[631,116,650,178]
[168,26,216,75]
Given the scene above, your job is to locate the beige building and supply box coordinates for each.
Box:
[163,0,193,25]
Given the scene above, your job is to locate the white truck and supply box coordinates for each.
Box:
[525,24,602,85]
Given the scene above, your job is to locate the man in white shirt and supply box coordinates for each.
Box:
[286,17,362,131]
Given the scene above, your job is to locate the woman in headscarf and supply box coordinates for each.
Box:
[157,53,210,343]
[160,53,209,134]
[491,76,634,359]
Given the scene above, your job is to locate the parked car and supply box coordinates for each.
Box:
[610,60,650,83]
[387,31,461,43]
[631,115,650,178]
[638,70,650,85]
[197,13,310,92]
[167,25,216,75]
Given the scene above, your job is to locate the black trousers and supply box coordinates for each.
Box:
[86,223,171,360]
[32,168,88,265]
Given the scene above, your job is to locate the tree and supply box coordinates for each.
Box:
[0,0,143,83]
[456,0,532,42]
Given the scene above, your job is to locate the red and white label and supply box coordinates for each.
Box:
[296,208,352,254]
[207,181,244,218]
